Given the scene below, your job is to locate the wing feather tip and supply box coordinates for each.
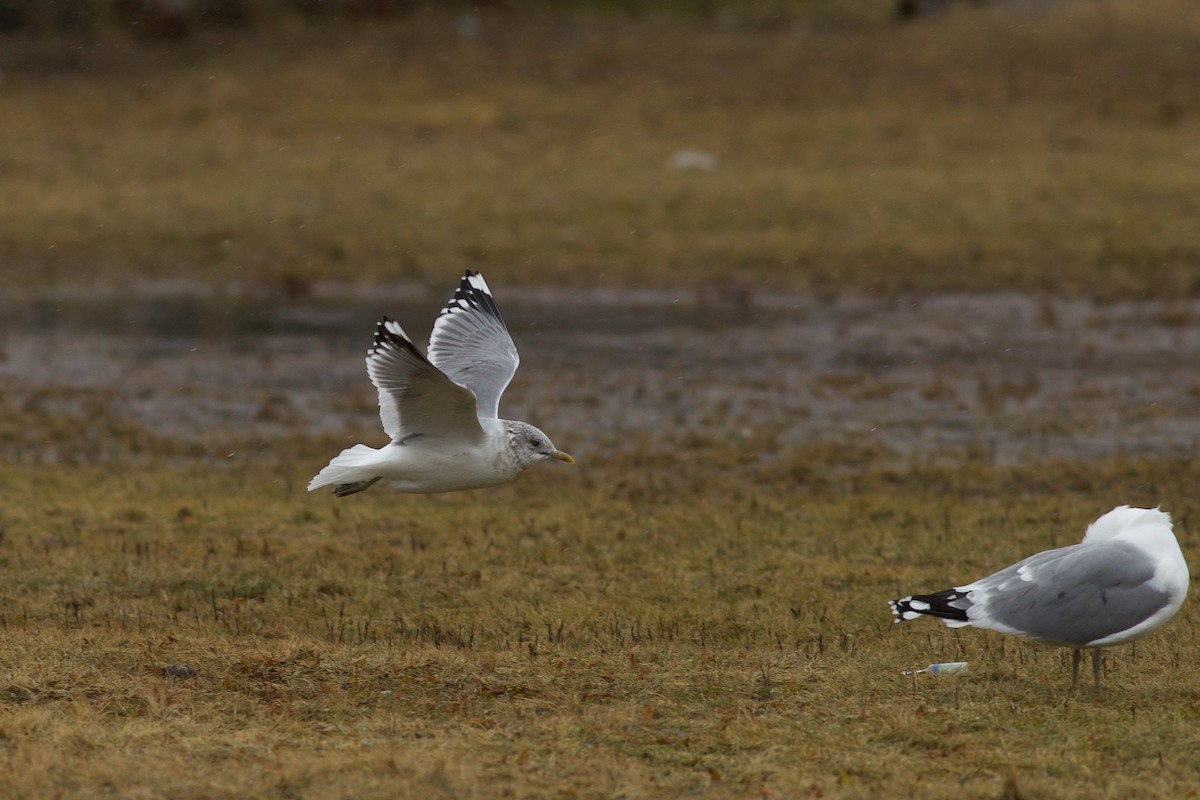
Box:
[370,318,415,352]
[378,317,411,340]
[465,272,491,295]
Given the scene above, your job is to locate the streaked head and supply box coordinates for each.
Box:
[505,421,574,469]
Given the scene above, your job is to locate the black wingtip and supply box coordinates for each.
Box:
[370,317,425,360]
[892,590,971,623]
[373,317,397,347]
[440,271,503,324]
[459,271,480,296]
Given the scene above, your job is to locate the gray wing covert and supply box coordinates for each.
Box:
[979,541,1168,646]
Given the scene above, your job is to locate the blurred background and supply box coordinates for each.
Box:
[2,0,1199,470]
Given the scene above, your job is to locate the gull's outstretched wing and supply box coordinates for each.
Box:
[367,318,486,443]
[426,271,519,420]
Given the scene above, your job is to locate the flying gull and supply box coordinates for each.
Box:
[308,270,574,496]
[889,506,1189,692]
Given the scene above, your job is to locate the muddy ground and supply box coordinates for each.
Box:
[2,283,1198,470]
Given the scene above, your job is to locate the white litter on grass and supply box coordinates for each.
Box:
[670,149,718,171]
[901,662,969,676]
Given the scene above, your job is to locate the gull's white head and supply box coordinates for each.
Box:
[1082,505,1172,544]
[505,421,574,469]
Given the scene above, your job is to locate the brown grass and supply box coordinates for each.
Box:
[1,0,1199,296]
[3,3,1200,796]
[1,449,1198,798]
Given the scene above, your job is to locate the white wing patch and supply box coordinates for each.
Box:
[426,270,520,420]
[365,317,485,444]
[369,320,413,438]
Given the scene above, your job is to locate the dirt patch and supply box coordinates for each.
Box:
[3,283,1198,468]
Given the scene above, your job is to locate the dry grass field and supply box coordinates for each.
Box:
[2,454,1200,799]
[1,0,1199,295]
[4,1,1200,798]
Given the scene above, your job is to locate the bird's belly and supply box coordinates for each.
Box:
[377,442,517,493]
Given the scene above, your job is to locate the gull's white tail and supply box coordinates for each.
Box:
[307,444,384,495]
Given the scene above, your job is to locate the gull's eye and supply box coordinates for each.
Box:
[527,436,542,448]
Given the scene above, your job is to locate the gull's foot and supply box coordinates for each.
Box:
[332,477,381,497]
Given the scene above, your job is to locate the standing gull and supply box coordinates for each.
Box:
[308,270,573,496]
[889,506,1189,692]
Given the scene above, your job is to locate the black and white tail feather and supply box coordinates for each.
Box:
[889,589,971,624]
